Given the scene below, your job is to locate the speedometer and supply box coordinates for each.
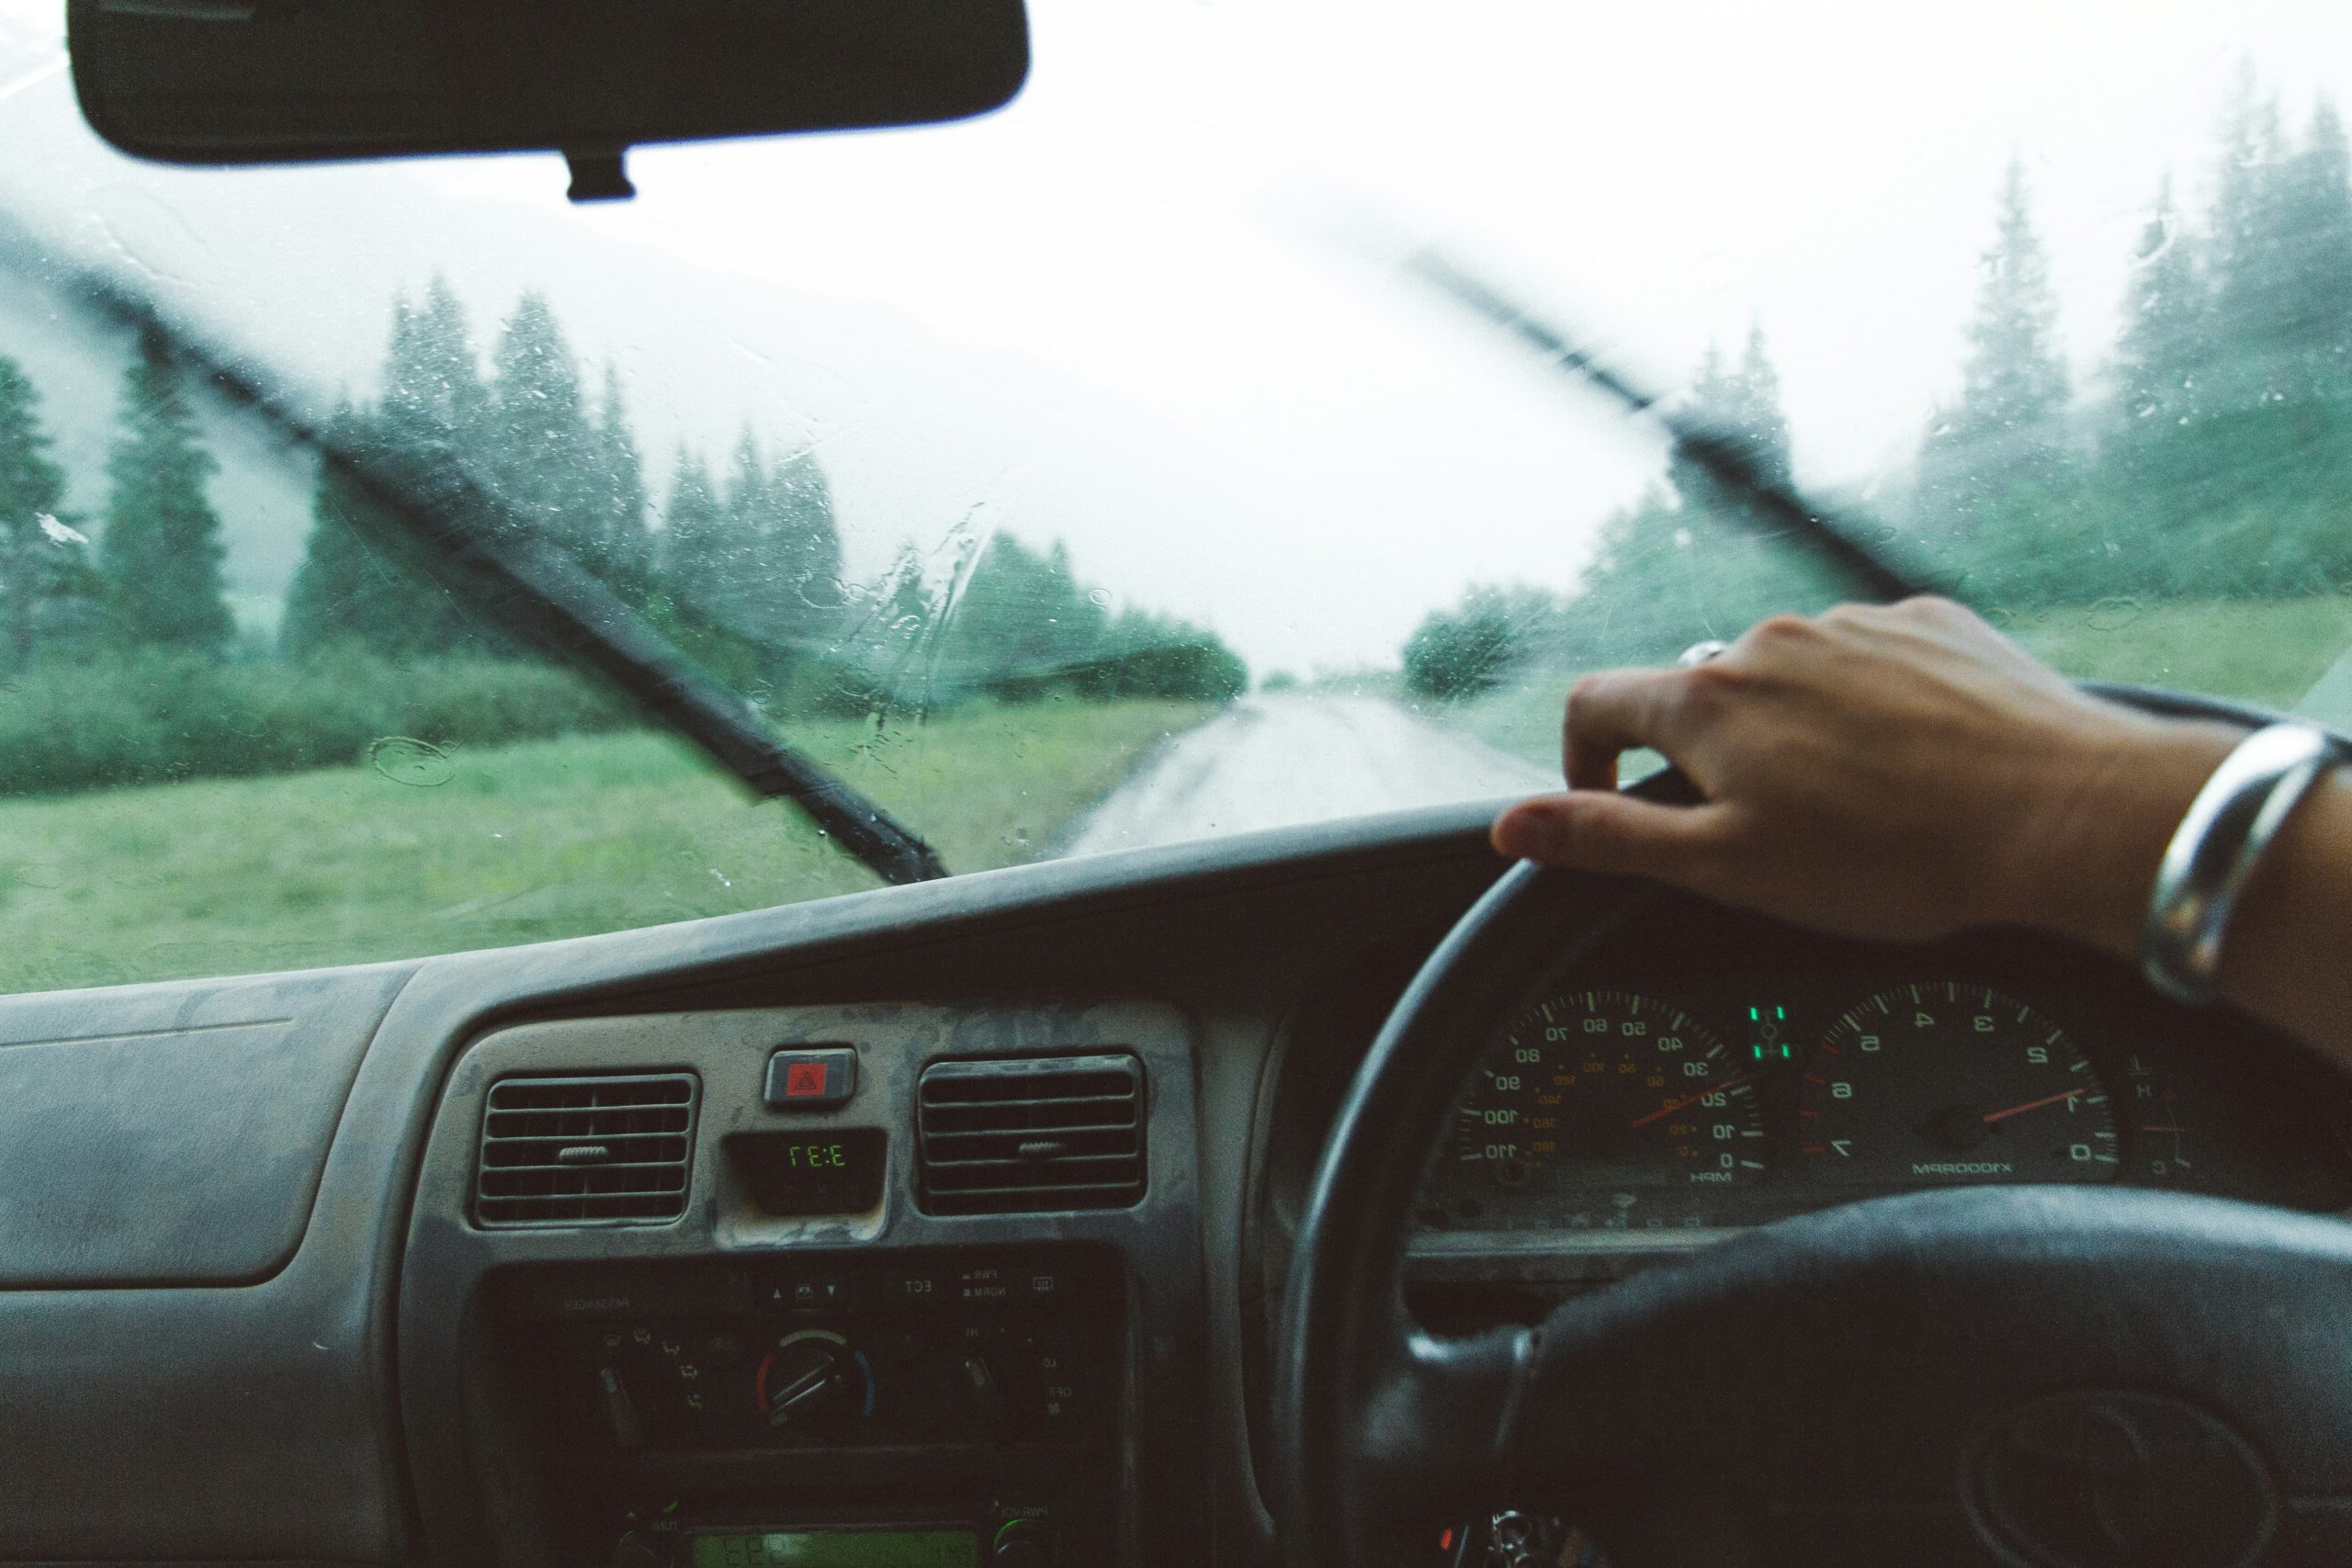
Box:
[1428,990,1764,1227]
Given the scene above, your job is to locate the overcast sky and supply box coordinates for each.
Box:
[2,0,2349,673]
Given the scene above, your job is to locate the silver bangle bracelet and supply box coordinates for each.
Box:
[2140,721,2342,1005]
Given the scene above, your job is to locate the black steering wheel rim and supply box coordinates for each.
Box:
[1273,683,2352,1568]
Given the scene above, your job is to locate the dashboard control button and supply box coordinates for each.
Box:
[992,1520,1053,1566]
[596,1365,646,1451]
[764,1047,857,1109]
[958,1263,1015,1304]
[960,1352,1012,1434]
[609,1531,665,1568]
[1014,1331,1083,1431]
[758,1331,865,1431]
[882,1269,947,1307]
[1020,1266,1077,1301]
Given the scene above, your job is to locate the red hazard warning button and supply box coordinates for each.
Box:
[763,1047,857,1109]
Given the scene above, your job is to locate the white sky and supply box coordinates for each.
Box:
[2,0,2349,673]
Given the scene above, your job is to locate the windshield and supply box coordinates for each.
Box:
[3,0,2349,994]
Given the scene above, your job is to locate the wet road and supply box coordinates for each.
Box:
[1063,694,1555,856]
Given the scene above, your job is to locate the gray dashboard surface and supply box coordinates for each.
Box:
[0,960,422,1563]
[0,798,1513,1566]
[0,965,410,1286]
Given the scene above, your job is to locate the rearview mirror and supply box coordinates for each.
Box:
[66,0,1030,201]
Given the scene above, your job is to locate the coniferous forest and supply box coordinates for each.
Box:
[0,279,1246,795]
[1405,68,2352,699]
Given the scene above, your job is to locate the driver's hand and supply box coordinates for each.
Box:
[1490,597,2239,953]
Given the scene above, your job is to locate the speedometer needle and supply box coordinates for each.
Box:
[1629,1071,1761,1130]
[1980,1088,2083,1124]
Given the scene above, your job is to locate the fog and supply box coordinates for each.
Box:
[1,0,2347,674]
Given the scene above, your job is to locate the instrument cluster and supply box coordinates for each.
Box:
[1412,925,2352,1243]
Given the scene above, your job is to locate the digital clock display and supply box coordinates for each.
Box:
[725,1126,888,1216]
[686,1528,977,1567]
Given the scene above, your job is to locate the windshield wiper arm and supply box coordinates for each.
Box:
[1404,248,1939,605]
[322,437,953,886]
[0,216,949,886]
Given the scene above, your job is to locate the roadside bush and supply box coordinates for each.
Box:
[1403,589,1532,700]
[0,649,633,795]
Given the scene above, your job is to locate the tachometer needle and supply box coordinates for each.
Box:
[1630,1071,1760,1130]
[1980,1088,2083,1124]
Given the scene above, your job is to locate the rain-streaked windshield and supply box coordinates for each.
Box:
[2,1,2349,993]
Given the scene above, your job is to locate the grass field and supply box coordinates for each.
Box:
[0,698,1207,996]
[1440,595,2352,771]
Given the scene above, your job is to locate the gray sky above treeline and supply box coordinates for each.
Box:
[1,0,2346,672]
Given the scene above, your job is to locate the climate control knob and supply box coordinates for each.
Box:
[991,1519,1053,1566]
[756,1329,870,1431]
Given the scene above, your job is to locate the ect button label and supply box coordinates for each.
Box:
[764,1047,857,1109]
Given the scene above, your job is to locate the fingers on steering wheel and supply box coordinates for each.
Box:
[1563,665,1695,790]
[1491,789,1725,878]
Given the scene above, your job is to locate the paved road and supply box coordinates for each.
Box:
[1063,694,1555,856]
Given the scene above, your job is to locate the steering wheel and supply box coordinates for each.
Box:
[1275,686,2352,1568]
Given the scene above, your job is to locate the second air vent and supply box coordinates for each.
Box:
[475,1072,698,1225]
[917,1053,1146,1215]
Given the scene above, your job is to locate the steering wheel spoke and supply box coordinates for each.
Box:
[1353,1322,1540,1507]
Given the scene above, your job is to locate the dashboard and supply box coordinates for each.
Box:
[1403,901,2352,1257]
[6,795,2352,1567]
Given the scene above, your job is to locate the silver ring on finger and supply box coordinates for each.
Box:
[1677,639,1730,669]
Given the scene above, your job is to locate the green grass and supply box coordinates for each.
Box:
[0,698,1208,996]
[1433,595,2352,772]
[2005,595,2352,708]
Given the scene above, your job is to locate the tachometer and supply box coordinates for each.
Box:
[1430,989,1764,1226]
[1797,982,2119,1186]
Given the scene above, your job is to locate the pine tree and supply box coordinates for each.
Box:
[100,331,234,656]
[0,354,96,668]
[1667,342,1734,511]
[1955,159,2071,452]
[2112,176,2207,434]
[2172,73,2352,592]
[384,276,484,441]
[1730,325,1794,488]
[282,283,490,659]
[657,446,729,621]
[1916,157,2074,555]
[592,362,652,586]
[1672,326,1794,512]
[2206,65,2296,401]
[483,292,603,555]
[2267,97,2352,400]
[766,443,844,649]
[677,427,849,657]
[938,533,1107,697]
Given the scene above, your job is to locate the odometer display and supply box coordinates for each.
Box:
[1427,989,1764,1228]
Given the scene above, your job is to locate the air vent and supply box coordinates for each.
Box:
[917,1053,1146,1215]
[475,1073,698,1226]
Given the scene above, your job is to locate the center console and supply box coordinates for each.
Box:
[492,1247,1120,1567]
[398,1002,1204,1568]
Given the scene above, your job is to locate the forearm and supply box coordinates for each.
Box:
[2028,722,2352,1067]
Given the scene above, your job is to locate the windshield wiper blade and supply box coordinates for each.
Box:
[1404,248,1938,605]
[0,216,950,886]
[322,437,953,886]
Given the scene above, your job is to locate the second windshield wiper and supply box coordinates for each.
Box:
[0,216,950,886]
[1404,247,1938,606]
